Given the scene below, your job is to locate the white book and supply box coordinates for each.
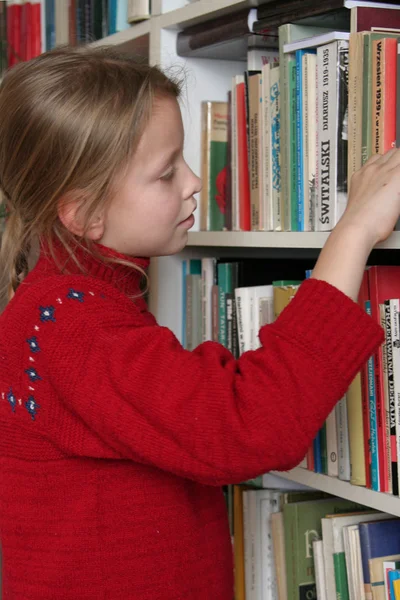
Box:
[235,286,253,355]
[345,0,400,7]
[343,525,356,600]
[243,490,256,600]
[259,491,280,600]
[313,539,328,600]
[302,52,317,232]
[336,395,351,481]
[270,65,282,232]
[252,285,274,350]
[325,408,339,477]
[55,0,69,46]
[248,48,279,71]
[260,63,273,231]
[316,40,349,231]
[127,0,150,22]
[352,526,366,600]
[201,258,215,342]
[284,31,350,54]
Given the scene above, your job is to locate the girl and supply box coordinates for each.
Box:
[0,45,397,600]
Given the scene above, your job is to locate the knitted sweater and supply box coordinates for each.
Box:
[0,244,383,600]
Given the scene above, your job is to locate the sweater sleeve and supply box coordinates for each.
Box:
[37,278,383,485]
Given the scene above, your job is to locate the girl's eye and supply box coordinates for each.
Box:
[160,167,176,182]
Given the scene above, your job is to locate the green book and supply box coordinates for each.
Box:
[284,498,364,600]
[217,263,232,348]
[334,552,349,600]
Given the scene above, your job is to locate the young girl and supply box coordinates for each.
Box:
[0,45,397,600]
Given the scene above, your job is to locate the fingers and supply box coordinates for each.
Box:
[380,147,400,170]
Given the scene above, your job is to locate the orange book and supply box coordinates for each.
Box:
[236,80,251,231]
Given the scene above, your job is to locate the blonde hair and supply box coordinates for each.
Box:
[0,45,181,303]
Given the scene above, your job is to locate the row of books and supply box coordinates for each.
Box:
[229,484,400,600]
[198,1,400,233]
[183,259,400,496]
[0,0,150,74]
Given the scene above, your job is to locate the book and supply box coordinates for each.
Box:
[284,497,364,600]
[371,37,398,156]
[337,395,351,481]
[313,539,328,600]
[270,65,282,232]
[248,73,262,230]
[271,512,288,600]
[389,299,400,498]
[316,39,349,232]
[302,51,317,232]
[127,0,150,23]
[359,519,400,600]
[369,554,400,600]
[200,101,229,232]
[366,299,380,492]
[284,31,350,53]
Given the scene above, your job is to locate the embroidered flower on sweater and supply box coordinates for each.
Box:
[25,368,42,382]
[26,337,40,353]
[25,396,40,420]
[67,289,85,303]
[39,306,56,323]
[7,388,16,412]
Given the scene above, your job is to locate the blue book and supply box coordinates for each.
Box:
[313,431,322,473]
[365,300,380,492]
[359,519,400,599]
[45,0,55,51]
[108,0,117,35]
[295,49,315,231]
[116,0,130,32]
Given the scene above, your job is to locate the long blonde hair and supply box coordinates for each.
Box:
[0,45,181,303]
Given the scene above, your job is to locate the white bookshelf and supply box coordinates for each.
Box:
[103,0,400,516]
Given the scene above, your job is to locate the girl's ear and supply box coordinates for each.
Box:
[58,195,105,241]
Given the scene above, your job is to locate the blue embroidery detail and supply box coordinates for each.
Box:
[25,368,42,382]
[25,396,40,420]
[67,289,85,303]
[26,336,40,353]
[7,388,16,412]
[39,306,56,323]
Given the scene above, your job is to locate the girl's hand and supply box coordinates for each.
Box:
[342,148,400,246]
[311,148,400,301]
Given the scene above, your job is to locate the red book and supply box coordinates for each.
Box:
[368,266,400,493]
[31,1,42,58]
[21,1,32,61]
[236,80,251,231]
[358,269,371,489]
[353,6,400,32]
[382,38,397,153]
[306,445,314,471]
[7,1,21,67]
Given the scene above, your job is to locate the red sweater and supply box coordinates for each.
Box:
[0,244,382,599]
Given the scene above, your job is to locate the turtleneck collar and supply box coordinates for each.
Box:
[34,238,150,298]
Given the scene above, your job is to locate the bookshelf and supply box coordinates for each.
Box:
[99,0,400,516]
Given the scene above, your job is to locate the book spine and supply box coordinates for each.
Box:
[231,263,239,359]
[372,39,383,155]
[365,300,380,491]
[303,52,317,232]
[333,552,350,600]
[397,42,400,149]
[335,40,349,225]
[0,1,7,76]
[361,34,372,164]
[211,284,219,343]
[295,50,304,231]
[270,66,281,232]
[68,0,77,46]
[278,25,290,231]
[289,58,298,231]
[231,77,239,231]
[390,299,400,497]
[326,408,339,478]
[185,274,193,351]
[314,430,323,474]
[200,102,211,231]
[201,258,215,343]
[347,33,363,184]
[249,74,261,230]
[261,64,272,231]
[317,42,336,232]
[382,38,397,153]
[336,396,351,481]
[347,373,367,487]
[321,422,328,474]
[217,263,227,348]
[385,300,398,495]
[225,91,232,231]
[237,80,251,231]
[381,303,393,494]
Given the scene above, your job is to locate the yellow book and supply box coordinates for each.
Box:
[347,373,367,486]
[394,578,400,599]
[273,284,299,319]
